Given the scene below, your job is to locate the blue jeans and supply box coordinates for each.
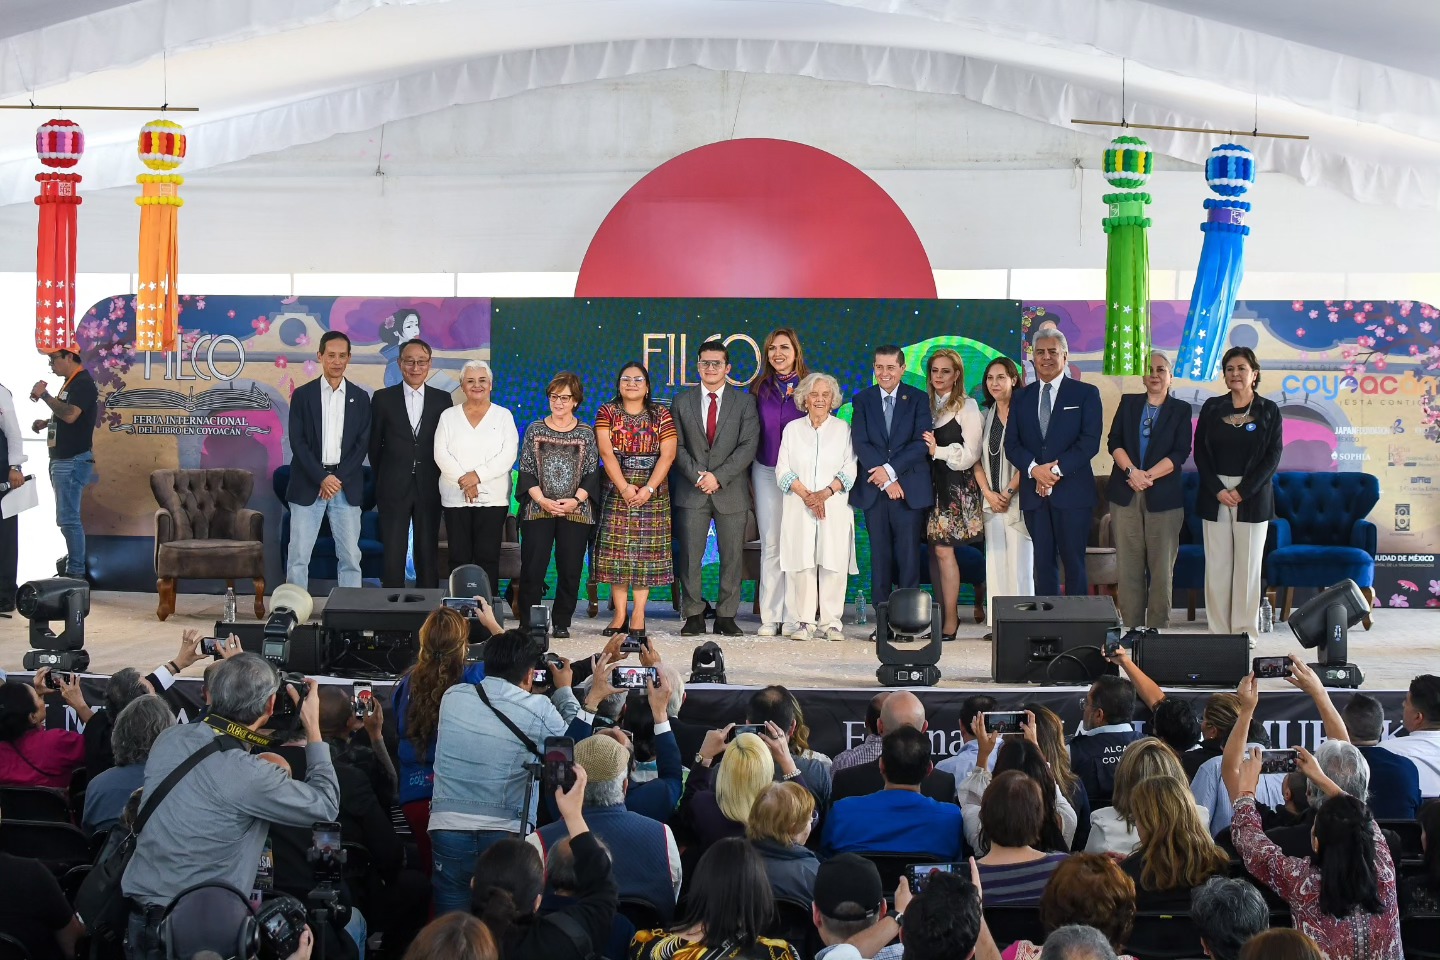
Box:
[431,828,510,916]
[287,490,362,589]
[49,453,94,577]
[345,906,367,960]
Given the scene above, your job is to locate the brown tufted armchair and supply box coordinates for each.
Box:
[151,469,266,621]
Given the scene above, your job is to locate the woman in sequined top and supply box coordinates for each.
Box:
[516,371,599,639]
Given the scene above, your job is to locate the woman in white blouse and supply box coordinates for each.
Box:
[434,359,519,594]
[1084,736,1208,856]
[921,348,985,641]
[972,358,1033,635]
[774,373,857,642]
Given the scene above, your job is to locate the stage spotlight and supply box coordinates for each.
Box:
[18,577,90,675]
[448,564,493,605]
[875,588,942,687]
[1288,579,1368,688]
[262,583,315,669]
[689,641,728,684]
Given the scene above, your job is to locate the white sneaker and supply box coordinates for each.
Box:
[757,623,781,637]
[825,627,845,642]
[781,622,800,636]
[790,625,813,641]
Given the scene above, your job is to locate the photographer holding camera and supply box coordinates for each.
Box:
[429,629,620,916]
[121,654,341,960]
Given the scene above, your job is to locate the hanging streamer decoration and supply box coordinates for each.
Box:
[1101,136,1154,375]
[34,119,85,354]
[1177,144,1255,381]
[135,119,186,352]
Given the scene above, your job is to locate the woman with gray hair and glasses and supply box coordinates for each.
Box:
[435,359,519,596]
[82,694,176,835]
[774,372,857,641]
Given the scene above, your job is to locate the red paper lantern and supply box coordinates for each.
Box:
[36,119,85,169]
[35,119,84,353]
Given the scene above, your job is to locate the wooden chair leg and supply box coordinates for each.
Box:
[253,578,267,619]
[974,581,987,624]
[1187,589,1197,622]
[1282,587,1293,622]
[1360,586,1375,630]
[156,578,176,620]
[587,581,599,618]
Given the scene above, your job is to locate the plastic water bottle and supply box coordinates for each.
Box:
[854,591,868,625]
[224,587,238,623]
[1259,597,1273,633]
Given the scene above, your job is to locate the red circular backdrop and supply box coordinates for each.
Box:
[576,138,935,298]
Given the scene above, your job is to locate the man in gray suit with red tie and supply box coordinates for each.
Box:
[1004,327,1102,595]
[672,339,759,637]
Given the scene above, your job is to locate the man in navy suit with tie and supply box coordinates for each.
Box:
[850,345,933,637]
[286,330,372,589]
[1004,328,1102,596]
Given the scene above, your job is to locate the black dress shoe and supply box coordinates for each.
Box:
[713,617,743,637]
[551,627,570,639]
[680,615,707,637]
[601,620,629,637]
[941,633,956,642]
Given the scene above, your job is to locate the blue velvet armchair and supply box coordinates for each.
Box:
[1265,471,1379,628]
[271,464,386,582]
[1172,473,1207,621]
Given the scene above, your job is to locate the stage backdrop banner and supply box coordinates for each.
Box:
[75,293,1439,606]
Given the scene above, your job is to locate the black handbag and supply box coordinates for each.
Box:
[75,735,236,940]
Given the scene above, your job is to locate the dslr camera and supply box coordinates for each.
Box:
[255,894,307,960]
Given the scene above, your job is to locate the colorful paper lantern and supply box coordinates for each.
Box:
[135,120,185,352]
[35,119,84,354]
[1101,136,1154,375]
[1177,143,1256,381]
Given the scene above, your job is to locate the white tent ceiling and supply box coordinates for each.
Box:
[2,0,1439,211]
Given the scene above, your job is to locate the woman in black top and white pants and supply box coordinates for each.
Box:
[1193,346,1284,638]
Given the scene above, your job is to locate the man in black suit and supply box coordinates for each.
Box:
[831,691,956,803]
[369,338,452,587]
[286,331,371,589]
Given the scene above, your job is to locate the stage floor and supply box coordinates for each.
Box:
[0,590,1429,692]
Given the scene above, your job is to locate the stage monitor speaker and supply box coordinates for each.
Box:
[214,621,325,675]
[1134,633,1249,687]
[321,588,446,633]
[991,596,1121,685]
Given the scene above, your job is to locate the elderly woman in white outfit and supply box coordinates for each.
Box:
[775,372,858,642]
[972,358,1033,632]
[434,359,519,594]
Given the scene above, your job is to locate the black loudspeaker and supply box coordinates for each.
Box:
[991,596,1121,685]
[1134,633,1249,687]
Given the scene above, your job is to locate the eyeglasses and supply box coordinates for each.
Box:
[1033,348,1062,359]
[549,394,575,402]
[400,358,431,367]
[619,376,646,385]
[697,359,726,370]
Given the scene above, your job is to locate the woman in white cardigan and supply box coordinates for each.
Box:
[774,372,857,642]
[1084,736,1209,856]
[922,348,985,641]
[957,714,1078,854]
[434,359,519,593]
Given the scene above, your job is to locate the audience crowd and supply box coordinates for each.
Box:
[2,620,1438,960]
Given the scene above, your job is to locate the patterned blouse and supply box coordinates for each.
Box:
[517,419,599,523]
[630,930,799,960]
[596,403,677,461]
[1230,797,1402,960]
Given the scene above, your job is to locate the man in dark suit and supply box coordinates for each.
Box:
[1342,693,1422,820]
[849,345,932,637]
[286,330,371,589]
[1004,327,1102,595]
[831,691,956,804]
[368,338,452,587]
[672,339,759,637]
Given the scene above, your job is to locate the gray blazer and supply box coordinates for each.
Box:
[670,385,759,514]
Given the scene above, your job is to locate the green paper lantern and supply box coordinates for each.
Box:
[1101,136,1153,375]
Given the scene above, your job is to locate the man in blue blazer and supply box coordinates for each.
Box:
[286,331,372,589]
[1004,328,1102,596]
[850,345,933,636]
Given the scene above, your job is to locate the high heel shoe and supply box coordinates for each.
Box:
[602,620,629,637]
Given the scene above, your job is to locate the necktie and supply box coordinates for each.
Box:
[706,392,718,446]
[1039,382,1053,438]
[883,394,894,434]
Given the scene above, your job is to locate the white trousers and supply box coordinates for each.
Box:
[752,462,789,625]
[983,510,1034,626]
[1202,474,1268,636]
[786,566,848,631]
